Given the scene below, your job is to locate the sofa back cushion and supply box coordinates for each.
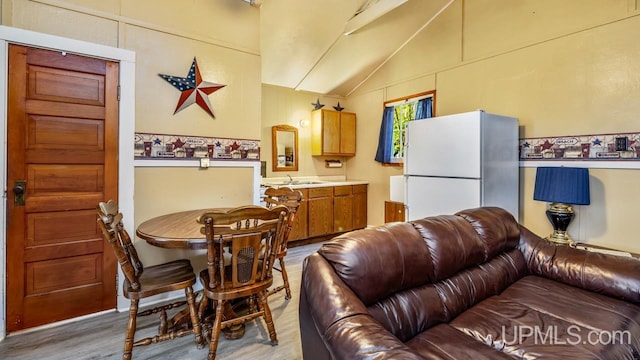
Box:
[318,207,522,306]
[456,207,522,261]
[318,222,434,305]
[410,215,486,281]
[368,248,527,342]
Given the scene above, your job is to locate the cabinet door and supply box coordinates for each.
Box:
[384,201,404,223]
[333,186,353,233]
[353,185,368,229]
[308,187,333,238]
[339,112,356,155]
[308,197,333,237]
[322,110,341,154]
[288,189,308,241]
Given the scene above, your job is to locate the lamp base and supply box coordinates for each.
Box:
[545,203,575,245]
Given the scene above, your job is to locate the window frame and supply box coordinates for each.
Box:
[383,90,436,166]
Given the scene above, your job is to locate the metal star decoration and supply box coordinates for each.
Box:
[311,98,325,110]
[159,57,226,119]
[333,102,344,111]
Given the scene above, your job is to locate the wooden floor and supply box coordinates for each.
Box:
[0,242,324,360]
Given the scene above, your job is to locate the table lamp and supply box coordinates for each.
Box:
[533,166,590,245]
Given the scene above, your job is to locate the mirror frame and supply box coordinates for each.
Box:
[271,125,298,172]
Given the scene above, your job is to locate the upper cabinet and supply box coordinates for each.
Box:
[311,109,356,156]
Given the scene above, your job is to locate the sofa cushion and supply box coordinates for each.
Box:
[410,215,486,281]
[318,222,434,305]
[368,248,527,342]
[318,207,522,306]
[519,226,640,305]
[450,276,640,359]
[456,207,521,260]
[406,324,514,359]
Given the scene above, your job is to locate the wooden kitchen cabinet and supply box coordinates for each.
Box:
[353,184,368,229]
[385,201,405,223]
[286,184,368,245]
[333,186,353,233]
[288,188,308,241]
[307,187,333,238]
[311,109,356,156]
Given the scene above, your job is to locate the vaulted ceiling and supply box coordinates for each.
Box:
[259,0,454,96]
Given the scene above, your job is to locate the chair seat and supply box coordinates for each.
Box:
[124,259,197,299]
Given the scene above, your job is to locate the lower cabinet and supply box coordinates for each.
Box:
[288,189,308,241]
[333,186,353,233]
[289,184,368,244]
[384,201,405,223]
[307,187,334,238]
[353,185,368,229]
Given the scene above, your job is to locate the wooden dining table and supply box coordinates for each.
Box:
[135,207,245,340]
[136,208,225,250]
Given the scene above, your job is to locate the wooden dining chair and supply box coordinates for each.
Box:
[197,205,289,360]
[263,187,303,299]
[96,200,204,360]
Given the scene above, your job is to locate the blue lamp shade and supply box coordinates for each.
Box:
[533,167,590,205]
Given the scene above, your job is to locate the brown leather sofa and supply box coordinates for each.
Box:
[299,207,640,359]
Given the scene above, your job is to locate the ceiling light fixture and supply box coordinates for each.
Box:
[344,0,408,35]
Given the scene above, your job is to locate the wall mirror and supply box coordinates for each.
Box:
[272,125,298,172]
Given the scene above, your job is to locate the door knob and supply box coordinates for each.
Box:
[13,180,26,206]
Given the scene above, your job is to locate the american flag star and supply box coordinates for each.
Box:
[159,57,226,118]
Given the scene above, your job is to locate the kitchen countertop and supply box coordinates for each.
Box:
[261,176,368,189]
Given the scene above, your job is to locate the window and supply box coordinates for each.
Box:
[375,91,435,164]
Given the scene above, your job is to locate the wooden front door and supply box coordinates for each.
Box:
[6,44,119,332]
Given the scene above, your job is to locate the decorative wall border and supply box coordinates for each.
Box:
[134,132,260,161]
[520,131,640,161]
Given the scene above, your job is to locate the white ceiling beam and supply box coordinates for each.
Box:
[343,0,408,35]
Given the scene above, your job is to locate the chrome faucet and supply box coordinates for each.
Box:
[287,174,293,184]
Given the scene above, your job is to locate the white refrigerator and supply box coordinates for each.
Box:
[403,110,518,221]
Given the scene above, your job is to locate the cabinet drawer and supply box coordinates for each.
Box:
[334,185,352,196]
[308,187,333,198]
[353,184,367,194]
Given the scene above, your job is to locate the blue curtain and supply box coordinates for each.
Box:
[414,97,432,120]
[374,106,395,163]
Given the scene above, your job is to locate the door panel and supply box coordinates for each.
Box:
[28,116,105,150]
[28,66,105,106]
[6,44,118,332]
[28,210,100,246]
[26,254,102,295]
[28,165,104,192]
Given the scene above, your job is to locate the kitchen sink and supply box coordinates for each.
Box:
[269,180,325,186]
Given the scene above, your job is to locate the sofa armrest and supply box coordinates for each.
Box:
[518,226,640,304]
[300,253,422,360]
